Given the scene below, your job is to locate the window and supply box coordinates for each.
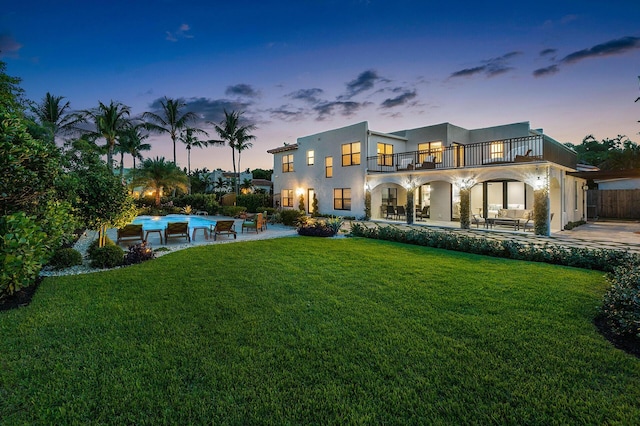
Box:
[307,150,314,166]
[282,189,293,207]
[282,154,294,173]
[325,156,333,178]
[334,188,351,210]
[341,142,361,166]
[377,143,393,166]
[382,188,397,206]
[418,141,443,163]
[490,141,504,160]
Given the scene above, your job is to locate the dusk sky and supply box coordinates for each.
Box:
[2,1,639,172]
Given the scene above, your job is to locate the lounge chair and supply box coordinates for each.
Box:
[210,220,237,240]
[116,224,144,244]
[242,213,263,234]
[471,214,485,228]
[164,222,190,243]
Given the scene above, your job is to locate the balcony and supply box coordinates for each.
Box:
[367,135,577,173]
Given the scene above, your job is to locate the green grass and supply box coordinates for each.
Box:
[1,237,639,424]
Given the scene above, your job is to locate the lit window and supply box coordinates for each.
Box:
[282,189,293,207]
[341,142,361,166]
[334,188,351,210]
[418,141,442,163]
[490,141,504,159]
[325,156,333,178]
[307,150,314,166]
[377,143,393,166]
[282,154,294,173]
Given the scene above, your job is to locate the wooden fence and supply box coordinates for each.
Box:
[587,189,640,219]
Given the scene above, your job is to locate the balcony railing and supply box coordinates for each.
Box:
[366,135,576,173]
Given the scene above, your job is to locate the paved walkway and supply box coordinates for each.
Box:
[352,219,640,254]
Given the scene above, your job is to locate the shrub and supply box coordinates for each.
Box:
[89,244,124,269]
[124,242,155,265]
[564,220,586,230]
[87,236,116,258]
[0,212,48,297]
[49,248,83,270]
[297,218,342,237]
[222,206,247,217]
[600,262,640,340]
[171,194,220,215]
[280,209,305,226]
[237,193,270,213]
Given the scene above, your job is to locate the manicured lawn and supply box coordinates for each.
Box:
[1,237,638,424]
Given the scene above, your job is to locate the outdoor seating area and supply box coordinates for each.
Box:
[116,224,144,244]
[164,222,190,243]
[210,220,237,240]
[242,213,263,233]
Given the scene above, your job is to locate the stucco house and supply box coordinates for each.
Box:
[268,121,586,233]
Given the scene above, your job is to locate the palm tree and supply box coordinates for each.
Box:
[81,101,131,173]
[131,157,188,207]
[116,124,151,176]
[178,127,211,176]
[208,110,256,194]
[143,97,199,165]
[235,130,255,184]
[31,92,81,143]
[240,178,253,194]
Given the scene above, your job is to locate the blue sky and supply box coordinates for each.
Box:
[2,0,639,171]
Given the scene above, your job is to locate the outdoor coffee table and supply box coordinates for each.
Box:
[191,226,209,241]
[486,217,520,230]
[144,228,163,244]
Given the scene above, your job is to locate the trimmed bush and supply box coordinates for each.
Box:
[87,236,116,258]
[350,223,638,272]
[124,242,155,265]
[297,217,344,237]
[49,248,83,270]
[600,262,640,340]
[280,209,305,226]
[222,206,247,217]
[89,244,124,269]
[237,193,270,213]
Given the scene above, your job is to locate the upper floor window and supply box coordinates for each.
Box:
[342,142,361,166]
[325,156,333,178]
[418,141,443,163]
[282,154,294,173]
[307,150,315,166]
[490,141,504,160]
[377,143,393,166]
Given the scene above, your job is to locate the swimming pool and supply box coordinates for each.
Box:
[132,215,217,231]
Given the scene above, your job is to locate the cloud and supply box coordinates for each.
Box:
[147,97,253,125]
[225,84,260,98]
[539,48,557,57]
[380,90,417,109]
[339,69,387,99]
[166,23,193,42]
[562,36,640,64]
[268,106,306,122]
[533,36,640,77]
[533,65,559,77]
[314,101,370,121]
[286,88,324,104]
[0,33,23,58]
[449,51,522,79]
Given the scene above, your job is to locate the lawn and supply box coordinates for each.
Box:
[1,237,638,424]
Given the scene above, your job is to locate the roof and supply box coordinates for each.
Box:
[252,179,273,186]
[567,168,640,180]
[267,144,299,154]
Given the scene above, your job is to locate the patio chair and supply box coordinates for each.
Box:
[116,224,144,244]
[164,222,190,243]
[242,213,263,234]
[385,205,396,219]
[396,205,406,220]
[416,206,430,220]
[210,220,237,240]
[261,211,268,231]
[471,214,485,228]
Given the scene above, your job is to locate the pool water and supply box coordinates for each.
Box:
[132,215,217,231]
